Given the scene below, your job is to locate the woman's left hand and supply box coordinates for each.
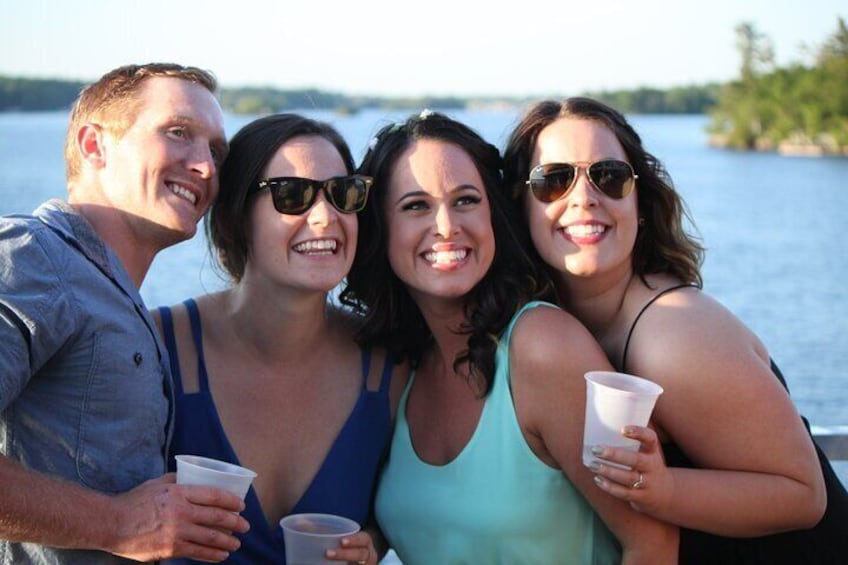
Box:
[588,425,674,516]
[325,530,378,564]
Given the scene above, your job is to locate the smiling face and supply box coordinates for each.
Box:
[384,138,495,306]
[92,76,226,248]
[243,135,357,293]
[526,117,639,285]
[98,77,227,248]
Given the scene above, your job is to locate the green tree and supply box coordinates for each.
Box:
[709,18,848,153]
[735,22,774,84]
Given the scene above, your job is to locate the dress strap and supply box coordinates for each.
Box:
[359,348,395,394]
[182,298,211,392]
[360,348,372,387]
[156,305,184,396]
[378,352,395,394]
[621,283,698,371]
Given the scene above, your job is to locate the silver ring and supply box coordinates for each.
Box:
[631,472,645,490]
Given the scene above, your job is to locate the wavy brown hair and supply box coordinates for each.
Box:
[503,98,704,287]
[340,111,553,395]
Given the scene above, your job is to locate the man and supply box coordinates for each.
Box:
[0,63,248,564]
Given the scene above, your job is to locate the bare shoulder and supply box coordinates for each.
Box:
[148,297,190,337]
[626,285,775,410]
[629,285,767,364]
[509,303,611,384]
[327,305,410,418]
[512,303,596,351]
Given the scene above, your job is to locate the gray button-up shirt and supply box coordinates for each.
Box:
[0,199,174,564]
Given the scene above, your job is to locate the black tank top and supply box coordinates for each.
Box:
[623,285,848,563]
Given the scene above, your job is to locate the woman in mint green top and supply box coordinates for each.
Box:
[376,302,620,564]
[341,111,677,564]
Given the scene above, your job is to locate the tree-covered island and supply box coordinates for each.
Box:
[707,18,848,156]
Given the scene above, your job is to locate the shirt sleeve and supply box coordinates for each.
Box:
[0,220,77,412]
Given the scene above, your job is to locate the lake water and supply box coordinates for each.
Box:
[1,109,846,433]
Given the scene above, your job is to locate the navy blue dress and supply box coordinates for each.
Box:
[158,299,393,564]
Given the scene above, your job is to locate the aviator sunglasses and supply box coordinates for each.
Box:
[251,175,373,215]
[526,159,638,202]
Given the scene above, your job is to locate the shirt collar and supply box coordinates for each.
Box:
[33,198,116,279]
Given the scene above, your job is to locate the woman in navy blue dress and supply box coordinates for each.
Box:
[154,114,407,564]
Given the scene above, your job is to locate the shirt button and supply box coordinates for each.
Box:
[133,352,143,366]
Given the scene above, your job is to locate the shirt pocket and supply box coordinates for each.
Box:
[75,330,169,493]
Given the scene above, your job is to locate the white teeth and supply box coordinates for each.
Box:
[565,224,606,236]
[423,249,468,264]
[293,239,337,254]
[168,183,197,205]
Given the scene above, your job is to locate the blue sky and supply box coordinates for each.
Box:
[1,0,844,97]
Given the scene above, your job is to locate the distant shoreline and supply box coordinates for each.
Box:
[4,74,845,158]
[708,133,848,157]
[0,74,719,115]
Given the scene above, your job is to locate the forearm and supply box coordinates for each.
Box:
[657,467,824,536]
[611,511,678,565]
[621,529,679,565]
[576,461,679,563]
[0,456,113,551]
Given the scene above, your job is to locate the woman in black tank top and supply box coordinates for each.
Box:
[503,97,847,563]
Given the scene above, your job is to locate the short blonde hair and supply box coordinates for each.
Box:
[64,63,217,182]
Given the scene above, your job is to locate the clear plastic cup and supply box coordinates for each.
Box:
[280,513,361,564]
[174,454,256,500]
[583,371,663,469]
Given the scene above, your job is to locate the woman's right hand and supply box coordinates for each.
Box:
[325,530,378,564]
[589,425,675,516]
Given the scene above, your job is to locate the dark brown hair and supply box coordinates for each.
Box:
[207,113,355,282]
[340,111,553,395]
[503,97,704,286]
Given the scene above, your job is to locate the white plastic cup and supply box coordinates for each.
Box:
[583,371,663,469]
[174,454,257,500]
[280,513,361,565]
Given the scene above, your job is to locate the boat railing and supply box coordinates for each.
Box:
[812,426,848,487]
[813,426,848,463]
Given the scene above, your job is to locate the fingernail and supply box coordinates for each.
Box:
[588,461,601,472]
[623,426,636,435]
[591,445,604,456]
[593,475,605,487]
[326,549,337,558]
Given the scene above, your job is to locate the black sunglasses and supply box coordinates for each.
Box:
[526,159,638,202]
[252,175,373,215]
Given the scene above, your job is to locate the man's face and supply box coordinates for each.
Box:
[98,76,226,249]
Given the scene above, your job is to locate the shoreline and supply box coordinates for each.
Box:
[708,133,848,158]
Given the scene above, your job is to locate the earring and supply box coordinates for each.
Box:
[638,217,646,226]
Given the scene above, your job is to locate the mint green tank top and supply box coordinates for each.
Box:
[375,302,621,564]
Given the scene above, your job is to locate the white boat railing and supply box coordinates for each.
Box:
[813,426,848,462]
